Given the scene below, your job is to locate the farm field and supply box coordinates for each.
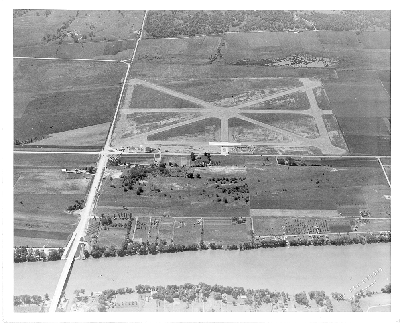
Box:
[14,153,98,247]
[202,218,250,246]
[247,159,390,218]
[136,36,222,65]
[223,31,390,70]
[14,59,126,146]
[13,10,145,60]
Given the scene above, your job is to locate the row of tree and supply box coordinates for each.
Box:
[14,247,64,263]
[14,293,49,306]
[144,11,390,39]
[84,232,390,260]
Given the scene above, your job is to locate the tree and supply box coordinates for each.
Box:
[381,283,391,294]
[14,296,22,306]
[44,293,50,301]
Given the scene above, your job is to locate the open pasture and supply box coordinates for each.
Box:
[14,59,126,146]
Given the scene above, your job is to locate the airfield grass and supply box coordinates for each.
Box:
[156,78,302,103]
[128,85,202,109]
[241,113,320,139]
[14,59,126,144]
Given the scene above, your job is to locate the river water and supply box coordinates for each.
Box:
[14,244,390,298]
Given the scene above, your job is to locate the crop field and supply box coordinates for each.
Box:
[14,59,126,146]
[247,160,390,218]
[172,218,202,245]
[223,31,390,69]
[14,153,97,247]
[158,218,175,244]
[324,79,390,118]
[133,217,150,242]
[14,10,145,60]
[136,36,222,64]
[202,218,250,245]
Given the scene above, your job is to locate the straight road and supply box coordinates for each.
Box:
[48,10,148,312]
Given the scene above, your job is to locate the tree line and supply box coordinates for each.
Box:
[14,246,64,263]
[83,232,390,260]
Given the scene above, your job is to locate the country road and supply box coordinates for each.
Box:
[48,10,148,313]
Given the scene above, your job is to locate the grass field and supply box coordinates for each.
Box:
[247,161,390,218]
[14,10,145,59]
[223,31,390,70]
[14,59,126,145]
[14,153,97,247]
[324,79,390,119]
[228,118,291,143]
[202,218,250,245]
[136,36,222,64]
[172,218,202,245]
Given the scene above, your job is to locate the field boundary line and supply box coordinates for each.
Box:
[13,56,124,63]
[377,157,391,188]
[13,150,100,154]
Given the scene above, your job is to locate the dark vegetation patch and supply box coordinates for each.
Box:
[144,11,389,39]
[14,60,126,144]
[344,135,391,156]
[336,117,390,136]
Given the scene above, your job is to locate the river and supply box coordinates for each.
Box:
[14,244,390,298]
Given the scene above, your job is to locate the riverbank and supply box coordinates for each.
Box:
[84,231,391,260]
[67,282,391,313]
[63,243,390,298]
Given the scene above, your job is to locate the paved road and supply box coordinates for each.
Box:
[48,11,148,312]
